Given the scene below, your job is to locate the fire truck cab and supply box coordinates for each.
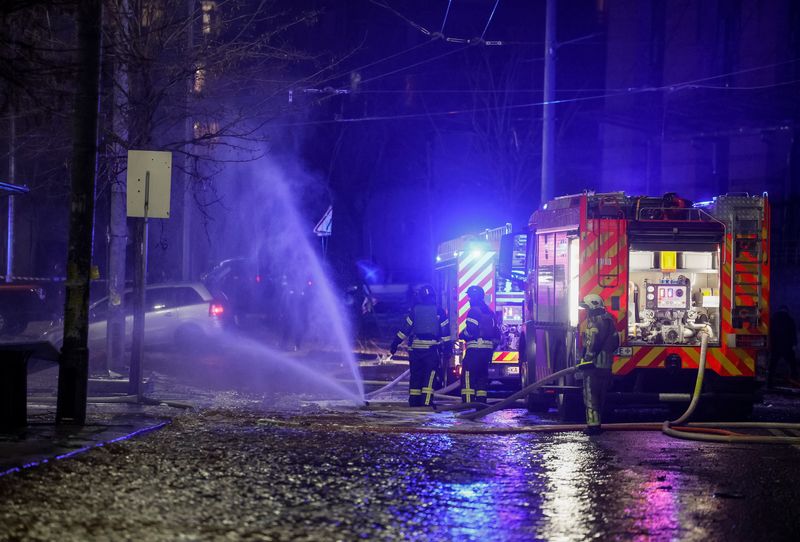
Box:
[434,225,526,390]
[498,192,769,420]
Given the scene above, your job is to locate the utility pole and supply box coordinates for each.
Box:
[6,22,17,283]
[57,0,103,425]
[5,107,14,282]
[540,0,557,205]
[182,0,195,281]
[106,0,130,373]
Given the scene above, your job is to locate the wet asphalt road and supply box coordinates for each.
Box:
[2,334,800,541]
[2,403,800,541]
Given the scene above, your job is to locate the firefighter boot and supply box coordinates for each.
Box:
[461,371,476,403]
[421,370,437,407]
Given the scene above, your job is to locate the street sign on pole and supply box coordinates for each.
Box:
[126,150,172,218]
[125,150,172,400]
[314,205,332,237]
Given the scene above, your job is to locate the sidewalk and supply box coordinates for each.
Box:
[0,367,204,478]
[1,348,410,478]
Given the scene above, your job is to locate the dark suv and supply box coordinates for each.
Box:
[201,258,276,324]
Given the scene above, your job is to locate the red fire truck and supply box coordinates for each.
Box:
[434,225,527,390]
[498,192,769,420]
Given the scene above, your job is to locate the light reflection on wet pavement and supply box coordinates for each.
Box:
[125,344,800,541]
[7,340,797,541]
[2,402,799,541]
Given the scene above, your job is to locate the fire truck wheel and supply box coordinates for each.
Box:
[526,392,551,413]
[557,391,585,423]
[519,334,549,412]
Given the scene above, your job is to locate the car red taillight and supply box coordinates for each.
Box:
[209,303,225,317]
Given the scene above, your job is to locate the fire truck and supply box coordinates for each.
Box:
[497,192,770,420]
[434,225,526,389]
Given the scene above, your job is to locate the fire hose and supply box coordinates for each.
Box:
[457,333,800,443]
[355,335,800,443]
[364,364,462,401]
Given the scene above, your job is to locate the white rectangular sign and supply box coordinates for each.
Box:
[126,150,172,218]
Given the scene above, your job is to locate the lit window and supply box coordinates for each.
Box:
[194,64,206,93]
[202,1,217,35]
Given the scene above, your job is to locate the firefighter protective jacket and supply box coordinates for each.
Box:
[395,304,451,350]
[582,309,619,358]
[460,302,497,350]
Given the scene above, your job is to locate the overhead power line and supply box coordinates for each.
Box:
[440,0,453,34]
[481,0,501,41]
[369,0,520,46]
[270,56,800,128]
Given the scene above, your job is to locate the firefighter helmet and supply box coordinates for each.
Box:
[581,293,605,310]
[466,285,485,302]
[417,284,436,304]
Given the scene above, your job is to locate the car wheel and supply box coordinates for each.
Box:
[175,324,206,349]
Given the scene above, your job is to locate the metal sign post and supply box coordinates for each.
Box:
[128,173,149,399]
[126,150,171,399]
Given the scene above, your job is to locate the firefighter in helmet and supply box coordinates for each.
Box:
[390,285,451,407]
[577,293,619,434]
[459,285,498,403]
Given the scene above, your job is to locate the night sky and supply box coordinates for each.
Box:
[0,0,798,290]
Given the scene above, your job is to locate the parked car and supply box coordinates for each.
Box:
[201,258,276,323]
[42,282,231,353]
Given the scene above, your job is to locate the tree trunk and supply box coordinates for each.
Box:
[56,0,103,425]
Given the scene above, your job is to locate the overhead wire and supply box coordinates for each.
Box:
[313,38,438,91]
[369,0,530,46]
[269,55,800,128]
[439,0,454,34]
[357,43,471,86]
[480,0,501,41]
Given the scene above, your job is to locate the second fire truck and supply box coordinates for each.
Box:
[498,192,770,419]
[434,225,526,390]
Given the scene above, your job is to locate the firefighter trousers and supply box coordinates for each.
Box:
[582,351,612,427]
[409,347,440,407]
[461,348,492,403]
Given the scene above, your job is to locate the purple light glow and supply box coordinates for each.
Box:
[0,421,169,479]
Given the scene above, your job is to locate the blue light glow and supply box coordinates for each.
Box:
[0,421,169,478]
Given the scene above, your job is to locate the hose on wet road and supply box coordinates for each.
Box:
[356,334,800,443]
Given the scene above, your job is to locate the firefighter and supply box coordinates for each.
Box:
[459,285,498,404]
[577,293,619,435]
[390,285,451,407]
[768,305,798,388]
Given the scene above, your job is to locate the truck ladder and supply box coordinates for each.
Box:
[730,202,764,328]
